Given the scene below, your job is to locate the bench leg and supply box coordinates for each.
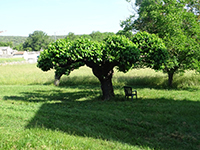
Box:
[135,91,137,99]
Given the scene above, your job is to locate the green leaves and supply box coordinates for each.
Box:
[122,0,200,86]
[37,32,169,78]
[37,49,53,71]
[23,30,51,51]
[37,38,83,77]
[131,31,168,70]
[71,38,103,63]
[104,35,140,72]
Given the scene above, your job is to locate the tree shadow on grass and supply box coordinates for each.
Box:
[3,89,200,150]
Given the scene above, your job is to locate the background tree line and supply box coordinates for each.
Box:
[0,30,128,51]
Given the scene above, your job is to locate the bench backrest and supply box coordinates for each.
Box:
[123,86,132,95]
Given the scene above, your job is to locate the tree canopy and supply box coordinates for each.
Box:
[116,30,134,39]
[38,32,168,100]
[130,31,168,70]
[65,31,115,42]
[23,30,51,51]
[122,0,200,87]
[0,41,13,47]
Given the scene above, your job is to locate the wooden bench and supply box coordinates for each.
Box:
[123,86,137,100]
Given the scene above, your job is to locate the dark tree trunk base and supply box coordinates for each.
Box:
[92,67,115,100]
[54,74,62,86]
[100,77,115,100]
[168,72,174,87]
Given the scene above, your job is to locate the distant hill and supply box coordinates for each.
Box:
[0,36,27,47]
[0,35,67,47]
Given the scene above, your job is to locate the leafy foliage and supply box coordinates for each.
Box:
[38,35,140,77]
[37,38,84,77]
[131,31,168,70]
[13,43,23,51]
[0,41,13,47]
[38,32,168,99]
[116,30,134,39]
[103,35,139,72]
[186,0,200,18]
[23,30,51,51]
[122,0,200,86]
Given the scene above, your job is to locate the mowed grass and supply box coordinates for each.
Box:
[0,63,200,149]
[0,58,25,64]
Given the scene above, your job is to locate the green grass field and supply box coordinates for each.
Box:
[0,58,25,64]
[0,63,200,149]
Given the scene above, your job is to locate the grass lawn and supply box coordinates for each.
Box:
[0,63,200,149]
[0,58,25,64]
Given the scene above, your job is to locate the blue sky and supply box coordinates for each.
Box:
[0,0,132,36]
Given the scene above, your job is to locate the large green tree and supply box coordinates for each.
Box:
[23,30,51,51]
[122,0,200,87]
[38,32,168,100]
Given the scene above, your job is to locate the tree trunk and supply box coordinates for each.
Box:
[168,72,174,87]
[92,67,115,100]
[100,76,115,100]
[54,73,63,86]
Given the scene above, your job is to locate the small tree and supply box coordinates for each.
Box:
[38,32,168,100]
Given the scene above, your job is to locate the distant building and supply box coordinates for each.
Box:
[0,46,40,63]
[0,46,14,57]
[24,51,40,63]
[13,51,26,58]
[13,51,40,63]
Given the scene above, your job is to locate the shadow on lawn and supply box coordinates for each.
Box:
[4,89,200,150]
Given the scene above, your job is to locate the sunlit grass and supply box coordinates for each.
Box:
[0,63,200,89]
[0,57,25,63]
[1,85,200,149]
[0,63,200,149]
[0,64,54,85]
